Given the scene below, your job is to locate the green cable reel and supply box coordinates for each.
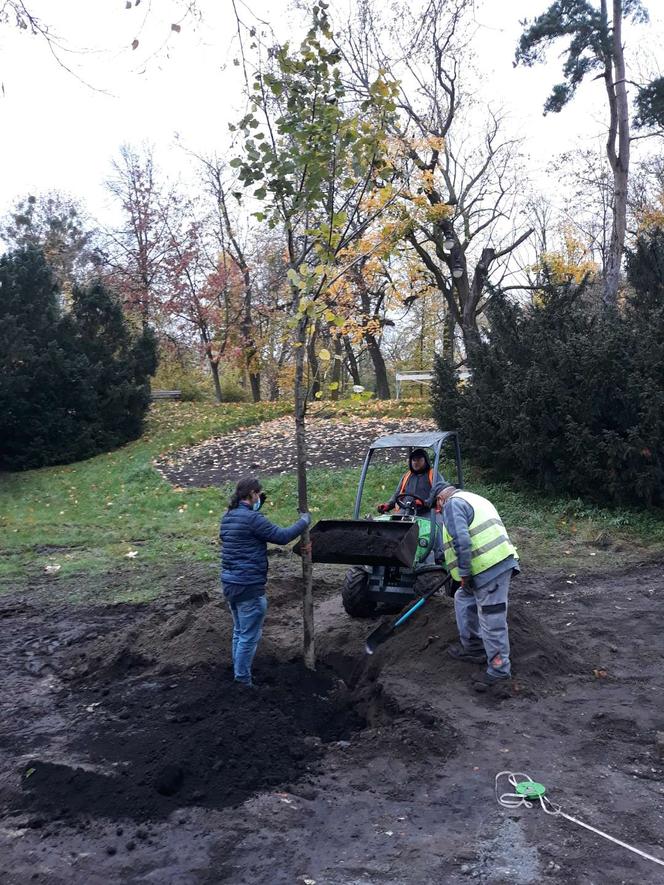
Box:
[515,781,546,800]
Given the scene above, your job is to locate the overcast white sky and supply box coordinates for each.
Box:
[0,0,662,226]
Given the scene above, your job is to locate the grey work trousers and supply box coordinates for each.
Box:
[454,569,512,678]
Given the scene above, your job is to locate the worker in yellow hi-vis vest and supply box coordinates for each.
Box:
[436,485,520,693]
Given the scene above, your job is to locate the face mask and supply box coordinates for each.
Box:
[252,499,262,511]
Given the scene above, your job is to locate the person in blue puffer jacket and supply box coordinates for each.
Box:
[220,475,310,686]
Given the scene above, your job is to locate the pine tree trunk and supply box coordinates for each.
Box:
[603,0,630,307]
[294,317,315,670]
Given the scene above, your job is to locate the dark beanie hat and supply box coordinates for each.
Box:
[410,448,431,471]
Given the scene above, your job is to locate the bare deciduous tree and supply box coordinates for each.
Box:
[341,0,534,355]
[104,145,175,325]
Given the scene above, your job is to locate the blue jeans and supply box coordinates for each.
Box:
[454,570,511,678]
[228,595,268,685]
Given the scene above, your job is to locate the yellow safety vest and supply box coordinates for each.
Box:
[441,491,518,581]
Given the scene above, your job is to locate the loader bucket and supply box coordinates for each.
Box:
[301,519,420,569]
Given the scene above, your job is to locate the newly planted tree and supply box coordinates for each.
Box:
[233,2,396,667]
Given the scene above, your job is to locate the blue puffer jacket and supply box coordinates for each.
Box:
[220,502,308,599]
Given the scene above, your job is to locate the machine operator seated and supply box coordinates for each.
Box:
[377,448,446,516]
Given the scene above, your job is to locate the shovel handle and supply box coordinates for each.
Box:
[365,574,452,654]
[393,595,426,628]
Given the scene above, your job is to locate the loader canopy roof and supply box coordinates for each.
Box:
[369,431,456,450]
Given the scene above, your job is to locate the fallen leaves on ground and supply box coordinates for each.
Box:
[155,415,437,488]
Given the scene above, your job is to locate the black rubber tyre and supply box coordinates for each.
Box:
[413,568,451,598]
[341,566,376,618]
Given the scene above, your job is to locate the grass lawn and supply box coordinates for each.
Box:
[1,398,663,603]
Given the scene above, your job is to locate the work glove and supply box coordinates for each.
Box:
[376,503,393,514]
[299,512,312,525]
[460,575,475,591]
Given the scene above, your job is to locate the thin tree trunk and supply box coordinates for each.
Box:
[294,315,315,670]
[365,333,391,399]
[307,322,321,399]
[330,336,342,400]
[343,335,361,385]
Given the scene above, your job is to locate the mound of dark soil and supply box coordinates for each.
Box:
[328,592,587,696]
[18,661,363,823]
[508,604,583,680]
[61,592,234,681]
[60,576,339,682]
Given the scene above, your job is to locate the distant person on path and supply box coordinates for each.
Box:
[220,476,310,687]
[377,448,446,515]
[436,485,520,693]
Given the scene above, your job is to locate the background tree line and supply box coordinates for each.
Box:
[1,0,663,491]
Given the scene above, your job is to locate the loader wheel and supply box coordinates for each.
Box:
[342,567,376,618]
[414,568,452,598]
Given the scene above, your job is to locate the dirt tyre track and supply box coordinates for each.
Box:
[341,566,375,617]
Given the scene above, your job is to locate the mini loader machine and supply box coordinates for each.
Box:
[305,431,463,626]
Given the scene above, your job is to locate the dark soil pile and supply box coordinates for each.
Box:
[60,591,235,681]
[324,591,587,697]
[310,523,417,567]
[18,660,363,823]
[59,575,339,682]
[155,415,436,487]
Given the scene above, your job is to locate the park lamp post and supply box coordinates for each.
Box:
[441,219,456,252]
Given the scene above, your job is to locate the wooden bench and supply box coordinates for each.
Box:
[395,371,434,399]
[150,389,182,401]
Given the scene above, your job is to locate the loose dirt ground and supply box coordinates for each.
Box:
[1,555,663,884]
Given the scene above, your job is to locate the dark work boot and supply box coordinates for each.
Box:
[447,643,486,664]
[471,671,512,695]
